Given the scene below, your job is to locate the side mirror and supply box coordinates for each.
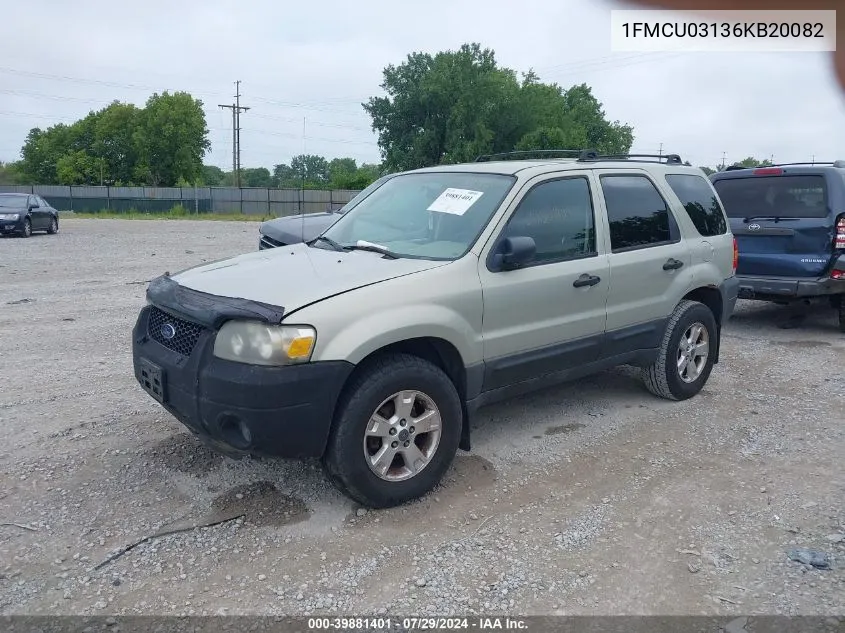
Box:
[492,236,536,271]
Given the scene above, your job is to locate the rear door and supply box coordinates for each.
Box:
[595,170,694,353]
[711,168,840,278]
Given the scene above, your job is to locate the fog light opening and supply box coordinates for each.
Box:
[219,413,252,450]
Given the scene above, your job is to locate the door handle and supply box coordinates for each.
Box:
[663,258,684,271]
[573,273,601,288]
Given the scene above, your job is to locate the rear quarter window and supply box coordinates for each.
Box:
[665,174,727,236]
[712,174,829,219]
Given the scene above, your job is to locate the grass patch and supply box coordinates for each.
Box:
[69,205,271,222]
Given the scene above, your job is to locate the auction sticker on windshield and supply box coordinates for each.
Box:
[427,188,484,215]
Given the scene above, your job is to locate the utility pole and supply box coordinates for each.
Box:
[720,152,727,171]
[219,80,250,188]
[658,142,663,157]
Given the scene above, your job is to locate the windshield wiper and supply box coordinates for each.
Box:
[309,235,345,251]
[742,215,800,223]
[346,240,400,259]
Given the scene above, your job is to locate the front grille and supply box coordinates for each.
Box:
[259,234,285,249]
[147,307,204,357]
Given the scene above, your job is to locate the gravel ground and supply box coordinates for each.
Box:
[1,218,844,617]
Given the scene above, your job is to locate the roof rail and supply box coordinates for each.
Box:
[576,152,684,165]
[474,149,586,162]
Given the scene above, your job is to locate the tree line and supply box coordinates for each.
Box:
[0,41,776,190]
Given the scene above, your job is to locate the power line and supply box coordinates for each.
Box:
[219,81,250,188]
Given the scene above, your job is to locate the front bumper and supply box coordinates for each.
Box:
[0,217,24,234]
[132,304,354,458]
[735,274,845,301]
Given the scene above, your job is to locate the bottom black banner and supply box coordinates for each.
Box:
[0,616,843,633]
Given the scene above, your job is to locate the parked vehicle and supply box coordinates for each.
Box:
[710,162,845,331]
[0,193,59,238]
[133,150,738,508]
[258,175,394,249]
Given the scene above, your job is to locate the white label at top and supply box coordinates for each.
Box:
[427,188,484,216]
[610,9,836,52]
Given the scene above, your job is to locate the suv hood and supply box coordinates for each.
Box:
[171,242,449,315]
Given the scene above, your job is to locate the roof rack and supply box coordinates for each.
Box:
[576,152,684,165]
[770,161,845,168]
[725,160,845,170]
[474,149,585,162]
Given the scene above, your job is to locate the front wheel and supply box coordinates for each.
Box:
[322,353,462,509]
[20,217,31,238]
[47,216,58,234]
[642,299,718,401]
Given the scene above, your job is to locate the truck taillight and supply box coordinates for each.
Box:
[732,236,738,273]
[836,215,845,250]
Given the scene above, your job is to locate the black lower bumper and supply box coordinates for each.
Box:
[0,218,24,234]
[720,276,740,322]
[132,305,354,458]
[736,274,845,301]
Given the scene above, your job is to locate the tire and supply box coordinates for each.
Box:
[642,299,718,401]
[47,216,58,234]
[322,353,462,509]
[20,217,31,238]
[836,296,845,333]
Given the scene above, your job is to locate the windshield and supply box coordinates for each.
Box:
[0,194,28,208]
[320,171,516,260]
[336,175,392,213]
[713,175,829,219]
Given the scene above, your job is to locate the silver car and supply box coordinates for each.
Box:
[132,150,739,508]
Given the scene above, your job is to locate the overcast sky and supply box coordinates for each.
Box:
[2,0,843,171]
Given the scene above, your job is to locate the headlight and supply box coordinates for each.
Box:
[0,213,19,220]
[213,321,316,366]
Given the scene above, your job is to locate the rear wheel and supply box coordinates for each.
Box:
[20,217,31,238]
[835,296,845,333]
[642,300,718,401]
[322,353,462,509]
[47,216,58,234]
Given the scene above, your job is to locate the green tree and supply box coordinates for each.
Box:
[732,156,772,168]
[364,44,634,171]
[290,154,329,186]
[133,91,210,186]
[699,166,716,176]
[92,102,140,185]
[242,167,273,187]
[0,161,23,185]
[55,150,106,185]
[272,163,297,187]
[200,165,225,186]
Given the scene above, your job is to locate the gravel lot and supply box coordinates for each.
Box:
[1,218,844,617]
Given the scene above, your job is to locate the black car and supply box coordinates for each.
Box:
[258,175,393,249]
[710,161,845,331]
[0,193,59,238]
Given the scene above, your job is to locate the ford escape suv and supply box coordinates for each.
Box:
[132,150,738,508]
[710,162,845,331]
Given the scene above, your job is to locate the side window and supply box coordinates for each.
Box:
[28,195,38,208]
[664,174,727,236]
[36,196,47,208]
[599,174,679,252]
[500,177,596,264]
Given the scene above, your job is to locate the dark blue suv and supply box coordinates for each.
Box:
[710,162,845,331]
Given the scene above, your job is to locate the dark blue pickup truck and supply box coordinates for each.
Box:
[710,162,845,332]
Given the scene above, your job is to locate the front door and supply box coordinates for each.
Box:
[478,173,610,392]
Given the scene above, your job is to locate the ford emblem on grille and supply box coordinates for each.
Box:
[160,323,177,340]
[748,223,762,231]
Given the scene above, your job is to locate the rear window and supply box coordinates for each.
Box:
[665,174,727,236]
[712,174,829,219]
